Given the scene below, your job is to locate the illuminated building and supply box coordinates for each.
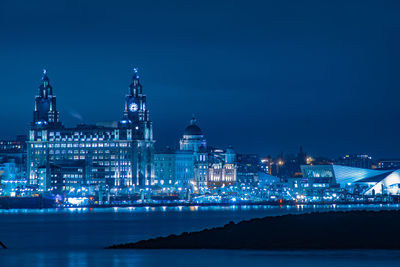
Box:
[206,148,237,186]
[0,160,27,196]
[27,69,154,193]
[153,148,176,186]
[154,117,206,187]
[193,147,208,187]
[38,161,86,194]
[236,154,260,186]
[301,165,400,195]
[0,136,27,195]
[180,118,237,187]
[0,136,26,153]
[378,159,400,170]
[179,116,206,152]
[154,117,237,188]
[207,162,236,186]
[175,151,195,186]
[153,149,194,187]
[336,154,373,169]
[180,117,208,187]
[260,157,272,175]
[179,117,207,152]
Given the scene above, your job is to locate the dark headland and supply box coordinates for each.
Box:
[107,210,400,250]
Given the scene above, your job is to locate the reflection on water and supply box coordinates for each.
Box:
[0,204,400,266]
[2,249,400,267]
[1,203,399,214]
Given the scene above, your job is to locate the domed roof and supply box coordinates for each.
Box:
[184,124,202,135]
[184,116,203,135]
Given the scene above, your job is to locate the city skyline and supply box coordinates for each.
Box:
[2,2,400,265]
[1,0,400,158]
[1,67,398,159]
[3,67,396,159]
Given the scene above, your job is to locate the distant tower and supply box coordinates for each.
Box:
[179,116,207,152]
[28,69,62,188]
[27,68,155,191]
[120,68,154,186]
[32,69,61,127]
[122,68,149,123]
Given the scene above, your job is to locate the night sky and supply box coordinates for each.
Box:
[1,0,400,158]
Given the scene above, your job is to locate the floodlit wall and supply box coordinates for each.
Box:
[332,165,389,186]
[364,170,400,195]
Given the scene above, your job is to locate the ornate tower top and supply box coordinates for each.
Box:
[121,67,152,139]
[133,67,139,78]
[184,116,203,136]
[180,115,207,151]
[39,68,53,97]
[129,67,142,96]
[42,69,48,80]
[32,69,60,127]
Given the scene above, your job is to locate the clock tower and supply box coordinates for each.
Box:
[119,68,154,186]
[122,68,149,124]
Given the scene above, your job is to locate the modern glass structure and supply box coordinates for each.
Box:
[301,165,400,195]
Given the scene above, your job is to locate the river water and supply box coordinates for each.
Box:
[0,204,400,266]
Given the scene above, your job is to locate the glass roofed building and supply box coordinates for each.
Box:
[301,165,400,195]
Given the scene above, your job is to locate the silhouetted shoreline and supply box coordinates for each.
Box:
[107,210,400,250]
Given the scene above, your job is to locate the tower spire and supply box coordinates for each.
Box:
[129,67,142,96]
[32,68,60,126]
[39,68,52,96]
[133,67,139,78]
[41,68,49,83]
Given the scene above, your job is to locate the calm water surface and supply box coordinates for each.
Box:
[0,204,399,266]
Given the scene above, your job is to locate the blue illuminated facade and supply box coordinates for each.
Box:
[301,165,400,195]
[27,69,154,193]
[154,117,237,189]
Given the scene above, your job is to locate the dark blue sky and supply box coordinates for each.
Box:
[1,0,399,158]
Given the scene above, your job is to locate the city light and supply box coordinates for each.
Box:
[0,70,398,209]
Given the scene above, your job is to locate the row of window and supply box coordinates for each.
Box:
[33,142,130,148]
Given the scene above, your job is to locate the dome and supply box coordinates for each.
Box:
[184,124,202,135]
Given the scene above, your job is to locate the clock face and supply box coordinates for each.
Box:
[129,103,138,112]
